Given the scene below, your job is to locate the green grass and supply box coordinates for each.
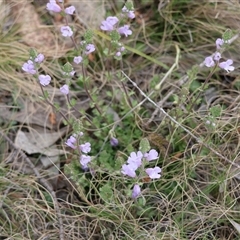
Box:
[0,0,240,239]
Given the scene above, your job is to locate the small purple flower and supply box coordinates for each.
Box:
[216,38,224,49]
[120,46,125,52]
[144,149,159,161]
[110,137,119,147]
[80,154,91,169]
[65,6,75,15]
[219,59,234,72]
[38,74,51,86]
[121,163,137,178]
[145,167,162,179]
[118,25,132,37]
[128,11,135,19]
[127,151,143,169]
[213,52,221,61]
[132,184,141,199]
[116,51,121,57]
[70,70,75,76]
[73,56,83,64]
[80,142,91,154]
[100,16,119,32]
[46,0,62,13]
[34,53,44,63]
[85,44,95,55]
[22,60,36,74]
[61,26,73,37]
[60,84,69,95]
[122,6,128,13]
[65,136,77,149]
[204,56,215,68]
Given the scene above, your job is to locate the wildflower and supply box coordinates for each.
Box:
[121,163,137,178]
[65,6,75,15]
[216,38,224,49]
[204,56,215,68]
[22,60,36,74]
[145,166,162,179]
[61,26,73,37]
[70,70,75,76]
[110,137,119,147]
[85,44,95,55]
[132,184,141,199]
[116,51,121,57]
[65,135,77,149]
[73,56,83,64]
[46,0,62,13]
[219,59,234,72]
[144,149,159,161]
[80,142,91,154]
[38,74,51,86]
[213,52,221,61]
[118,25,132,37]
[80,154,91,169]
[127,11,135,19]
[127,151,143,168]
[34,53,44,63]
[60,84,69,95]
[100,16,119,31]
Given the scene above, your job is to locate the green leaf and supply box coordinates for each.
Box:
[210,105,222,118]
[139,138,150,153]
[99,183,113,202]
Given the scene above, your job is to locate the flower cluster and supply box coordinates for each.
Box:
[204,38,234,73]
[65,133,92,170]
[121,149,161,199]
[46,0,76,37]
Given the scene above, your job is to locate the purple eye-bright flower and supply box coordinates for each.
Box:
[60,84,69,95]
[127,151,143,169]
[132,184,141,199]
[65,135,77,149]
[80,154,91,169]
[118,25,132,37]
[213,52,221,61]
[46,0,62,13]
[219,59,234,72]
[110,137,119,147]
[65,6,75,15]
[34,53,44,63]
[85,44,95,55]
[80,142,91,154]
[73,56,83,64]
[121,163,137,178]
[204,56,215,68]
[61,26,73,37]
[38,74,51,86]
[216,38,224,49]
[144,149,159,161]
[100,16,119,31]
[145,166,162,179]
[22,60,36,74]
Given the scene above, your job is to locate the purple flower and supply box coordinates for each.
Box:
[73,56,83,64]
[80,154,91,169]
[118,25,132,37]
[22,60,36,74]
[80,142,91,154]
[144,149,159,161]
[38,74,51,86]
[85,44,95,55]
[116,51,121,57]
[145,167,162,179]
[216,38,224,49]
[127,151,143,169]
[60,84,69,95]
[128,11,135,19]
[121,163,137,178]
[65,6,75,15]
[100,16,119,31]
[70,70,75,76]
[61,26,73,37]
[46,0,62,13]
[204,56,215,68]
[132,184,141,199]
[213,52,221,61]
[219,59,234,72]
[122,6,128,13]
[34,53,44,63]
[65,136,77,149]
[110,137,119,147]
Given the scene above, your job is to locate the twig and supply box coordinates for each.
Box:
[121,71,240,169]
[0,130,65,240]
